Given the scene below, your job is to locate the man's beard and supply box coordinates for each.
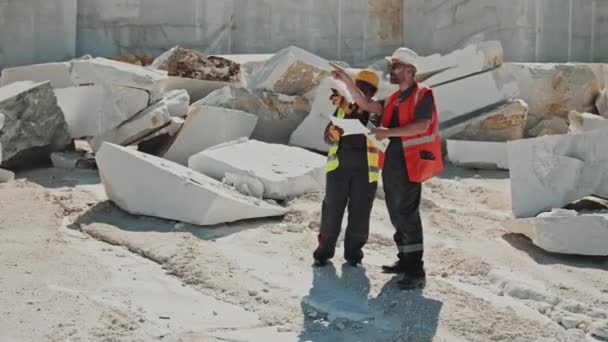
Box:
[389,74,400,84]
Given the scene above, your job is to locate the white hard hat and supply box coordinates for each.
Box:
[386,47,419,70]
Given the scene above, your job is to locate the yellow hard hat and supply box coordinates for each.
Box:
[354,69,380,90]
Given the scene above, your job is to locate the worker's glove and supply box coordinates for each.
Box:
[330,88,358,115]
[324,124,344,144]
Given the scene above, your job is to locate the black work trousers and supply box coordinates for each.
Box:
[382,141,424,269]
[315,148,377,263]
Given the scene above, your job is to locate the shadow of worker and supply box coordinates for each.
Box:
[370,276,443,342]
[299,263,372,342]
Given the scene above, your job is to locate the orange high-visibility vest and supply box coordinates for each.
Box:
[379,82,443,183]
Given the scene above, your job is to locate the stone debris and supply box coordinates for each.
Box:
[568,111,608,133]
[55,85,150,138]
[163,106,258,166]
[96,142,287,226]
[0,62,75,88]
[195,86,310,144]
[248,46,331,96]
[189,138,326,200]
[506,209,608,256]
[445,100,528,141]
[89,99,172,152]
[70,57,167,102]
[151,46,240,83]
[507,128,608,218]
[51,151,96,169]
[0,81,71,168]
[447,140,508,170]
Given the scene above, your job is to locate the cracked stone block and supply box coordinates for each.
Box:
[55,85,150,138]
[96,142,287,225]
[506,209,608,256]
[447,140,508,170]
[445,100,528,141]
[370,41,503,86]
[0,81,71,167]
[189,138,326,200]
[248,46,331,96]
[419,41,504,86]
[138,117,184,143]
[507,128,608,218]
[195,86,310,144]
[70,57,167,102]
[0,62,75,88]
[568,111,608,133]
[134,117,185,156]
[89,100,172,152]
[435,68,519,127]
[163,106,257,166]
[504,63,600,118]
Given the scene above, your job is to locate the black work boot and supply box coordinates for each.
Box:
[381,253,408,274]
[345,259,362,267]
[398,272,426,290]
[313,247,334,267]
[398,256,426,290]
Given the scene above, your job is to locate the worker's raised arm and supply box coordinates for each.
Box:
[329,63,383,116]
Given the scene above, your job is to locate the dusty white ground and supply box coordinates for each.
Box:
[1,164,607,342]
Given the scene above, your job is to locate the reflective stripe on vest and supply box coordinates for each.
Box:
[326,108,379,183]
[402,133,439,148]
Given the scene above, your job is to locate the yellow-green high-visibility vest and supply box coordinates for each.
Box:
[326,108,380,183]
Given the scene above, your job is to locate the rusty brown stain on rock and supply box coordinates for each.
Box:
[272,61,329,96]
[369,0,402,41]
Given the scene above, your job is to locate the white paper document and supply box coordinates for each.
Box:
[329,117,390,152]
[330,117,369,136]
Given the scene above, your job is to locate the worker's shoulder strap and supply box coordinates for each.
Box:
[332,107,340,117]
[414,83,431,107]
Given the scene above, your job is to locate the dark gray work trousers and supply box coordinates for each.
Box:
[314,148,377,263]
[382,141,424,270]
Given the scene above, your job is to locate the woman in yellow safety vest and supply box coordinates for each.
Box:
[313,69,381,267]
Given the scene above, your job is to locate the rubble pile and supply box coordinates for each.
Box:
[151,46,241,83]
[1,41,607,237]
